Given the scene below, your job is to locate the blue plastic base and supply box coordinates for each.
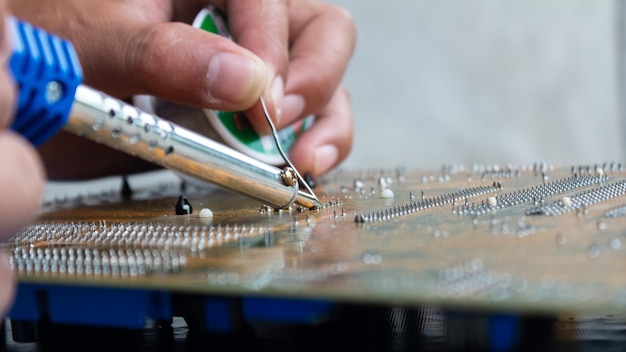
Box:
[8,283,334,335]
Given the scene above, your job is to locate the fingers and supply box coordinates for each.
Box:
[227,0,289,130]
[279,1,356,129]
[120,21,270,111]
[289,85,352,177]
[0,131,45,239]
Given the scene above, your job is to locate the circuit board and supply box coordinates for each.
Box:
[5,162,626,316]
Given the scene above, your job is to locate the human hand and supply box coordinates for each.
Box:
[10,0,356,179]
[0,5,46,318]
[216,1,356,177]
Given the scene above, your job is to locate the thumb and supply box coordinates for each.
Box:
[86,21,271,111]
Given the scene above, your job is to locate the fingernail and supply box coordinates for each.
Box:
[314,145,339,175]
[206,52,264,104]
[282,94,305,122]
[270,76,283,125]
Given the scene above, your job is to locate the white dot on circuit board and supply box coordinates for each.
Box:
[381,189,394,199]
[562,196,572,207]
[487,196,497,207]
[199,208,213,218]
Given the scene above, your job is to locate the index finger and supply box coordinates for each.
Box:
[226,0,289,129]
[279,1,356,128]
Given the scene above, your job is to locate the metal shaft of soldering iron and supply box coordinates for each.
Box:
[65,85,321,209]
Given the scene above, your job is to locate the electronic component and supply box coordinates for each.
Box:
[4,162,626,349]
[175,194,193,215]
[6,162,626,309]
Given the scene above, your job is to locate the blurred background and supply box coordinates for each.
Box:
[328,0,626,169]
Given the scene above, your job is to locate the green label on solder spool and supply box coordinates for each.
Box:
[216,110,314,156]
[199,15,219,34]
[217,111,256,143]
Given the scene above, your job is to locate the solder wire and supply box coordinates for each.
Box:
[259,96,320,204]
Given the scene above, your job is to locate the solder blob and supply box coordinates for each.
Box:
[562,196,572,207]
[199,208,213,219]
[381,189,394,199]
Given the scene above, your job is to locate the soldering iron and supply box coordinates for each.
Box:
[7,18,321,209]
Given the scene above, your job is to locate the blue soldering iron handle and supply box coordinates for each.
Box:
[7,17,83,146]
